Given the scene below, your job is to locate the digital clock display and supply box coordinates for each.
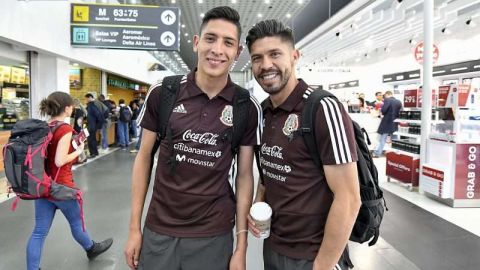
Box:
[113,9,139,17]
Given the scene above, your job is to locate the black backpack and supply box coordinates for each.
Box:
[149,75,251,176]
[119,106,132,122]
[256,88,387,246]
[301,88,386,246]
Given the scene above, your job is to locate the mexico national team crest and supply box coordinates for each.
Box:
[283,114,299,136]
[220,105,233,126]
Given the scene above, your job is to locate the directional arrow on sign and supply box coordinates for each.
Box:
[164,35,172,42]
[165,14,173,22]
[161,10,176,25]
[160,31,175,46]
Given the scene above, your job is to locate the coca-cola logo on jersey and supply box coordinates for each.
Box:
[182,130,219,146]
[261,143,283,159]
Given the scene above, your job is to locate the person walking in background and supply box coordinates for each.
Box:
[72,98,86,134]
[246,20,360,270]
[124,6,261,270]
[373,90,402,158]
[129,100,140,139]
[117,99,132,150]
[84,93,104,158]
[28,92,113,270]
[130,97,145,154]
[98,94,113,150]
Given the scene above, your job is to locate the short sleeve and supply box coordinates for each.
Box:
[139,84,162,132]
[314,97,358,165]
[240,95,262,146]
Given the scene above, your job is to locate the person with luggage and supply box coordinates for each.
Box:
[84,93,104,158]
[117,99,132,150]
[246,20,361,270]
[124,6,261,270]
[27,91,113,270]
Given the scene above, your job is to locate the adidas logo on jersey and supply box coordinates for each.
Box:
[173,104,187,114]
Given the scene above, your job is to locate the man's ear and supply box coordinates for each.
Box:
[293,49,300,64]
[193,35,200,53]
[235,45,244,60]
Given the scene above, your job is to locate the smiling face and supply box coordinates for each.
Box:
[249,36,299,96]
[193,19,241,79]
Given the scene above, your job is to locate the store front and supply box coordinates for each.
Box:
[0,44,29,174]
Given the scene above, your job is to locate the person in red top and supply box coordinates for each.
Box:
[27,92,113,270]
[246,20,361,270]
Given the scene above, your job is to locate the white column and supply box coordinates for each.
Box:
[101,70,108,97]
[420,0,434,165]
[29,52,70,119]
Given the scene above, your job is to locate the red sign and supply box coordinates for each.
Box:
[457,84,471,107]
[417,88,438,107]
[438,86,450,107]
[403,89,418,108]
[422,166,445,181]
[414,42,439,64]
[455,144,480,200]
[386,151,420,186]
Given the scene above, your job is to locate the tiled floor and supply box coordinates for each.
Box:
[0,149,479,269]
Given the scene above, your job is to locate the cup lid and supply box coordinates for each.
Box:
[250,202,272,221]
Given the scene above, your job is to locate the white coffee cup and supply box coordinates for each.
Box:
[250,202,272,239]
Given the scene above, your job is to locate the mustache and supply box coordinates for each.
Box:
[259,69,280,77]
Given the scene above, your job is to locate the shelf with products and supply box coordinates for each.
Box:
[420,79,480,207]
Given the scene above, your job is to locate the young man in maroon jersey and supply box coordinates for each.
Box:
[124,6,262,270]
[246,20,361,270]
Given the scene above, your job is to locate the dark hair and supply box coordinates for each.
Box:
[39,91,74,117]
[85,93,94,99]
[246,19,295,52]
[375,92,382,96]
[385,91,393,96]
[119,99,125,104]
[200,6,241,41]
[99,94,106,101]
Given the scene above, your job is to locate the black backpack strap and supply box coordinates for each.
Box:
[231,86,251,156]
[301,88,337,168]
[158,75,184,140]
[149,75,183,178]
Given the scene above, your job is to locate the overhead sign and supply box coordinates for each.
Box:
[414,42,439,65]
[70,3,180,50]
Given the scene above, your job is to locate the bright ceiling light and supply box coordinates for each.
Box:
[200,13,205,18]
[198,0,203,3]
[181,24,185,28]
[184,33,189,36]
[265,0,271,3]
[297,0,304,4]
[171,0,176,3]
[286,13,291,18]
[231,0,237,3]
[258,13,263,18]
[188,40,191,43]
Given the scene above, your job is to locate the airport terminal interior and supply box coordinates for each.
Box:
[1,0,480,269]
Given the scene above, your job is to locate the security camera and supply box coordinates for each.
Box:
[466,19,472,25]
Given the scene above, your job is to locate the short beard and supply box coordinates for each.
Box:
[259,68,291,95]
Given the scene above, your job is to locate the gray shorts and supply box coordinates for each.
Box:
[264,244,351,270]
[138,227,233,270]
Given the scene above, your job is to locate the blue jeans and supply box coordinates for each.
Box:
[375,133,389,156]
[135,128,142,150]
[101,122,108,149]
[117,121,129,147]
[130,120,138,138]
[27,199,93,270]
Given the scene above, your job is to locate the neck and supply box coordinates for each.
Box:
[49,115,66,123]
[270,77,299,108]
[195,69,228,99]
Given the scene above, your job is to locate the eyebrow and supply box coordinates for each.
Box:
[251,49,281,57]
[204,32,237,42]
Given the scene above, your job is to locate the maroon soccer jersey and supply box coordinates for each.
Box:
[140,71,261,237]
[260,79,358,260]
